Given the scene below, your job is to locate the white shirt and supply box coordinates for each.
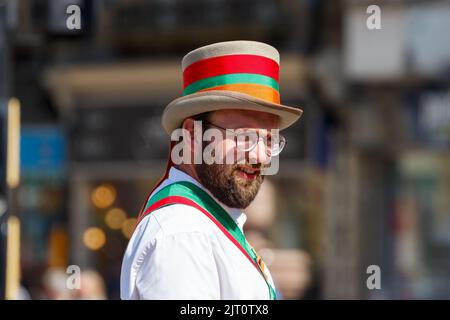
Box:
[120,167,276,300]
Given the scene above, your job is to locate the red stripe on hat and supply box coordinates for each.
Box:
[183,54,279,88]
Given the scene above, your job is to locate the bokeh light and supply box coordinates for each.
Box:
[83,227,106,251]
[121,218,137,239]
[105,207,127,230]
[91,183,116,209]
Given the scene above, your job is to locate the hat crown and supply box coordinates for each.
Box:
[181,40,281,104]
[182,40,280,70]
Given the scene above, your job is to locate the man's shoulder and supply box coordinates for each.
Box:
[124,203,218,268]
[121,203,221,300]
[137,203,217,239]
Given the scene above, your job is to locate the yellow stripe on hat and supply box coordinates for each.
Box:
[199,83,280,104]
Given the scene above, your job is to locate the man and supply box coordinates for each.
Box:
[121,40,303,299]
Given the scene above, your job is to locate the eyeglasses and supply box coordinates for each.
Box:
[202,121,286,157]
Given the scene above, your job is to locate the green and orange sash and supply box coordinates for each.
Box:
[137,180,277,300]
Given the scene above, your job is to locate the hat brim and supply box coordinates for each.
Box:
[162,90,303,134]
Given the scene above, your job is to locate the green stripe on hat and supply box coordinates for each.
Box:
[183,73,279,96]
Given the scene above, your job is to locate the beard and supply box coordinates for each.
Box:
[195,162,264,209]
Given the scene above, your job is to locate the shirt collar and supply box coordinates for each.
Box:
[167,167,247,231]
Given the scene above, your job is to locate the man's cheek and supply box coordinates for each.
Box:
[260,155,279,176]
[222,138,239,164]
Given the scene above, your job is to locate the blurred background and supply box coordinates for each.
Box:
[1,0,450,300]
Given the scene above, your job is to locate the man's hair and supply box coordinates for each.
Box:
[192,112,211,124]
[179,112,211,129]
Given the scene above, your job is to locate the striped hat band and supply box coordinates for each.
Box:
[182,41,281,104]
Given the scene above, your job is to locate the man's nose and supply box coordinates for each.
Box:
[248,138,271,165]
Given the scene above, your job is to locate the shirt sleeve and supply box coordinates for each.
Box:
[135,231,221,299]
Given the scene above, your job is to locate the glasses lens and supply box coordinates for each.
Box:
[236,131,258,152]
[234,130,286,156]
[266,135,286,156]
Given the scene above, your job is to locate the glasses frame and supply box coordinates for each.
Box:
[201,121,286,157]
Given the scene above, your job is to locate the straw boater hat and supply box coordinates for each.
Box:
[161,40,303,134]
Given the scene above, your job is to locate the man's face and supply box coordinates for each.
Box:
[195,109,279,209]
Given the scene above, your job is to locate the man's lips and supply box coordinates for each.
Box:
[235,166,261,180]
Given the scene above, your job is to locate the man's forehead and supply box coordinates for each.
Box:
[208,109,280,128]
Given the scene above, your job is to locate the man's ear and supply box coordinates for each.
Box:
[181,118,201,154]
[181,118,194,136]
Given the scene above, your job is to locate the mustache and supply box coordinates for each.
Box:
[233,163,269,171]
